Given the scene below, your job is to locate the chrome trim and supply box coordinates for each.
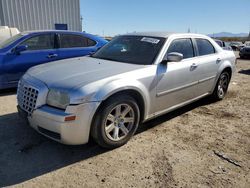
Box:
[17,79,39,115]
[156,75,216,97]
[198,75,216,83]
[147,93,210,121]
[156,81,198,97]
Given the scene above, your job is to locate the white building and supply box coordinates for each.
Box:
[0,0,81,32]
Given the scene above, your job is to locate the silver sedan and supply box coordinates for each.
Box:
[17,32,236,148]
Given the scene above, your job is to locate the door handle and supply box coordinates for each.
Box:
[190,63,198,71]
[47,54,58,58]
[216,58,221,64]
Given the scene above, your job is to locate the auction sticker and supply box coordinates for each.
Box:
[141,37,160,44]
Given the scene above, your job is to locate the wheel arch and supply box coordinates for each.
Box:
[211,65,233,93]
[93,88,147,124]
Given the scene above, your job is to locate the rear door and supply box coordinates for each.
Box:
[192,38,220,97]
[3,33,58,85]
[56,33,98,59]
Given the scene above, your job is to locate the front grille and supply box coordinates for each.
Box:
[245,48,250,52]
[17,80,39,115]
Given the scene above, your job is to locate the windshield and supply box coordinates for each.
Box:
[0,33,24,49]
[93,35,165,65]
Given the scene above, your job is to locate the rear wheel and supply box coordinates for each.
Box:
[212,72,230,100]
[91,95,140,149]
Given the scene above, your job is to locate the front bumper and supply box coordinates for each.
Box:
[18,102,100,145]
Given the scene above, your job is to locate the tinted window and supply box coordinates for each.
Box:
[59,34,95,48]
[20,34,54,51]
[87,39,96,46]
[167,38,194,59]
[196,39,215,56]
[215,40,223,47]
[93,36,165,65]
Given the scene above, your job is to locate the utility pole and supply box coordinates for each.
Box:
[248,25,250,40]
[80,15,83,31]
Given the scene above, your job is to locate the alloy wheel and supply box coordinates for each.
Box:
[104,103,135,141]
[217,73,229,98]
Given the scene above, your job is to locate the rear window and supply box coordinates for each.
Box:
[196,39,215,56]
[215,40,223,47]
[59,34,96,48]
[87,39,97,46]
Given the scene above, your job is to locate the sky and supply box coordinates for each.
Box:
[80,0,250,36]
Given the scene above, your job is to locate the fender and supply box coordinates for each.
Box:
[211,59,235,92]
[93,79,151,120]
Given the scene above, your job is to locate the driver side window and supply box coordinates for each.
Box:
[19,34,55,51]
[166,38,194,60]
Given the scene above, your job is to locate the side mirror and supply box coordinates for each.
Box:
[14,45,28,54]
[166,52,183,62]
[161,52,183,64]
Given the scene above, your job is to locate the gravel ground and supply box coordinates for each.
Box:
[0,52,249,188]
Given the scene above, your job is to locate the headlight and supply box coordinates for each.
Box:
[46,89,70,109]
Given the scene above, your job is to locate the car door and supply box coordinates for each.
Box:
[192,38,220,97]
[56,33,98,60]
[154,38,199,113]
[2,33,58,85]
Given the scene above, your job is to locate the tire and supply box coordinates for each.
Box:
[91,95,140,149]
[212,71,230,100]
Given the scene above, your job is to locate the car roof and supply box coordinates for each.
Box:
[21,30,90,35]
[124,31,209,39]
[19,30,108,42]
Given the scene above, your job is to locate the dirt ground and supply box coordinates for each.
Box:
[0,52,249,188]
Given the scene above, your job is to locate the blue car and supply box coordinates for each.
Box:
[0,30,108,89]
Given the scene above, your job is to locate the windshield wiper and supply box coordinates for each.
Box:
[93,56,116,61]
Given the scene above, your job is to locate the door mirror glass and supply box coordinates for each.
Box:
[15,45,28,54]
[165,52,183,62]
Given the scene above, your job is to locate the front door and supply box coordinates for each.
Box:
[2,34,58,86]
[154,38,198,113]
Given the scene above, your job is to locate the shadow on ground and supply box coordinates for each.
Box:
[0,96,215,187]
[0,88,17,97]
[238,69,250,75]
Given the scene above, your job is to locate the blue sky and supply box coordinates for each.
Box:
[80,0,250,36]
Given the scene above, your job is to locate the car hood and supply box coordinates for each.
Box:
[27,56,144,89]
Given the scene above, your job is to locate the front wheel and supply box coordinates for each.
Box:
[212,72,230,100]
[91,95,140,149]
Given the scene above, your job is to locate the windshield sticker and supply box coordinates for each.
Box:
[141,37,160,44]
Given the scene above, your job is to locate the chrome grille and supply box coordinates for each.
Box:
[17,80,39,115]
